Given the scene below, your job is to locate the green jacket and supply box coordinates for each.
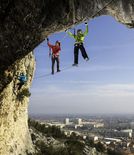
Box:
[67,25,88,44]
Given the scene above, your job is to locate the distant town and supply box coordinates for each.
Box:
[30,114,134,154]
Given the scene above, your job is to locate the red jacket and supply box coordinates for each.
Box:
[47,42,61,57]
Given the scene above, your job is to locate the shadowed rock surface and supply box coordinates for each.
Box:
[0,0,134,154]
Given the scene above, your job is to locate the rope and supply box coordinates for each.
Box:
[34,64,74,80]
[34,73,52,79]
[60,32,68,42]
[89,0,115,19]
[34,61,85,80]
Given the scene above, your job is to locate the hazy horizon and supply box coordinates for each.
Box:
[29,113,134,118]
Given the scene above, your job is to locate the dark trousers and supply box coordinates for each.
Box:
[17,81,24,90]
[52,56,60,73]
[74,43,89,64]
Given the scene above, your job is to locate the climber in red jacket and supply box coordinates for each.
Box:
[47,38,61,75]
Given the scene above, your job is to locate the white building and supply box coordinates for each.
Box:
[104,138,122,143]
[94,123,104,128]
[64,118,70,125]
[121,129,133,138]
[76,118,82,125]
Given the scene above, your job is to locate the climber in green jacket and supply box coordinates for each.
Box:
[66,22,89,66]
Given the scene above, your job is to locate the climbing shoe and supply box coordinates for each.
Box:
[85,58,89,61]
[57,70,61,72]
[72,63,78,67]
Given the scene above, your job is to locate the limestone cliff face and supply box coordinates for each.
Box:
[0,52,35,155]
[0,0,134,154]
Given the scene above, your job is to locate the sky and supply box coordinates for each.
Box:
[29,15,134,115]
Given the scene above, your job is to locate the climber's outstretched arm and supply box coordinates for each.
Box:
[47,38,53,48]
[84,22,88,36]
[66,30,75,39]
